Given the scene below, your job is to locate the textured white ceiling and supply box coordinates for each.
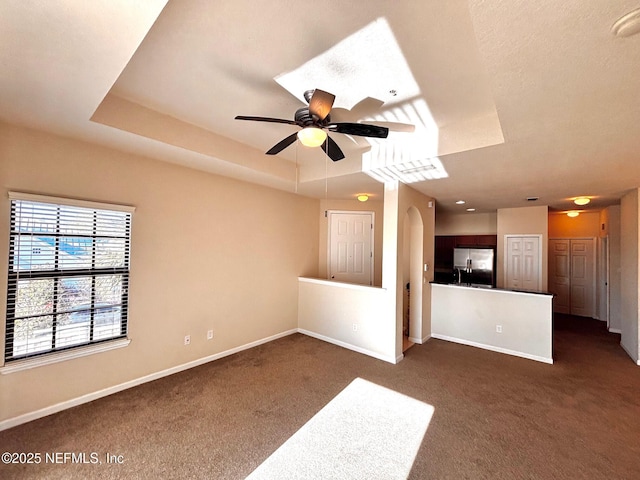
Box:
[1,0,639,213]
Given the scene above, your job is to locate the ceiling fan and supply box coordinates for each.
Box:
[235,89,391,162]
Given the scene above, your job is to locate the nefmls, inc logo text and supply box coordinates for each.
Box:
[47,452,101,464]
[2,451,126,465]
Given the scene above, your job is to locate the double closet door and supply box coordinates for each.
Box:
[505,236,541,291]
[548,238,595,317]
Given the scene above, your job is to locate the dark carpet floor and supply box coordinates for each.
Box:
[1,314,639,479]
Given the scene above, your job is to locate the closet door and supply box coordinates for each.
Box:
[505,235,541,291]
[549,239,571,314]
[569,239,595,317]
[548,238,595,317]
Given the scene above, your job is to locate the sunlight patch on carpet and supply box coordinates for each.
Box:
[246,377,434,479]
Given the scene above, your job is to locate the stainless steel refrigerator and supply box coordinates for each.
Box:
[453,247,495,287]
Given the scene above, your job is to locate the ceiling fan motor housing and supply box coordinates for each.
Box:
[295,107,329,127]
[303,89,315,103]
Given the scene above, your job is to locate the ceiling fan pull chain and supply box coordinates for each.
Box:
[295,139,299,194]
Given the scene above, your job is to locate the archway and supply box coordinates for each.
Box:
[402,206,424,350]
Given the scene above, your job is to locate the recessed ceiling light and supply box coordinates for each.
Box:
[612,7,640,37]
[466,208,476,212]
[456,200,465,205]
[574,197,590,206]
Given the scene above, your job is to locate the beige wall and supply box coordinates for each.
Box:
[496,206,549,290]
[607,206,622,333]
[318,199,384,287]
[0,123,319,423]
[599,208,610,238]
[548,211,601,238]
[620,190,639,362]
[435,211,497,235]
[396,183,436,351]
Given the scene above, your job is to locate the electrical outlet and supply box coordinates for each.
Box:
[496,325,502,334]
[207,330,214,340]
[184,335,191,345]
[352,324,358,332]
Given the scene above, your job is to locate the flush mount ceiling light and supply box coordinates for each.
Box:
[567,210,580,218]
[574,197,591,206]
[357,194,369,202]
[297,127,327,147]
[612,7,640,37]
[466,208,476,212]
[456,200,466,205]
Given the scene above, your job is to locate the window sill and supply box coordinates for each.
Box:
[0,338,131,374]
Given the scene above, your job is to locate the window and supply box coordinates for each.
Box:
[5,193,134,362]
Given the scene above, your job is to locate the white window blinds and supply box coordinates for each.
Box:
[5,193,133,361]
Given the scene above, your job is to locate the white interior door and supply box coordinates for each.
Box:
[506,237,523,289]
[549,239,571,313]
[570,238,595,317]
[548,238,596,318]
[505,235,541,291]
[521,237,541,291]
[328,211,373,285]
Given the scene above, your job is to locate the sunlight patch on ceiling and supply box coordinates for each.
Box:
[274,17,448,186]
[275,18,419,109]
[365,156,448,184]
[363,97,447,183]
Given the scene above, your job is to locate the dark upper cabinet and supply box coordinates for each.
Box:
[451,234,497,247]
[455,235,478,247]
[435,236,456,269]
[476,235,497,246]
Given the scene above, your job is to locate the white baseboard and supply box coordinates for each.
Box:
[407,334,430,345]
[620,340,640,365]
[431,334,553,364]
[0,329,298,432]
[609,328,622,334]
[297,328,398,364]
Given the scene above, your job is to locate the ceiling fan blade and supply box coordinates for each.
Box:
[321,135,345,162]
[235,115,297,126]
[367,121,415,133]
[328,122,389,138]
[308,89,335,121]
[266,132,299,155]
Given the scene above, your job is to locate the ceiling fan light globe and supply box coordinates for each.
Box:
[298,127,327,147]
